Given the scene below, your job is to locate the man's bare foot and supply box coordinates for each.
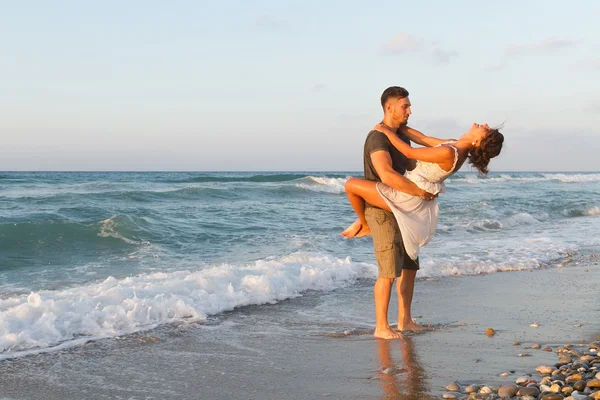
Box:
[342,219,362,238]
[397,319,428,332]
[356,225,371,238]
[374,327,403,339]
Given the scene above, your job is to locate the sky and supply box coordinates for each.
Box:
[1,0,599,171]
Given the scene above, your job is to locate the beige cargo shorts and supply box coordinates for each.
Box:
[364,206,419,278]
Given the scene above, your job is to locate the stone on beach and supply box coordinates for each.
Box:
[572,380,587,392]
[485,328,497,336]
[442,393,458,399]
[569,393,591,400]
[517,386,540,396]
[541,394,565,400]
[587,379,600,388]
[479,386,493,394]
[465,384,479,393]
[559,356,574,364]
[550,383,563,392]
[561,386,574,395]
[497,384,518,397]
[445,381,461,391]
[538,365,557,375]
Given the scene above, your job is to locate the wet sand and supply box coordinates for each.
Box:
[0,250,598,400]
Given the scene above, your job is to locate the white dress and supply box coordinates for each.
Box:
[376,143,459,260]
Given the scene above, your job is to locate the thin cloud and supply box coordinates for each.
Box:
[381,33,458,66]
[380,33,423,55]
[311,83,327,92]
[505,37,578,56]
[256,15,278,29]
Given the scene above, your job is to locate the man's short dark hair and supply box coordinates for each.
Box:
[381,86,409,107]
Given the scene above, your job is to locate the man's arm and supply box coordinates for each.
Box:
[399,126,454,147]
[371,150,435,200]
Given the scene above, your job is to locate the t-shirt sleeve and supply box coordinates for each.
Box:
[364,130,390,156]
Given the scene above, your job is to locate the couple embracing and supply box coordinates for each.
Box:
[342,86,504,339]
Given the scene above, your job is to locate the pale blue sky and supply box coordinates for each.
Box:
[1,1,599,171]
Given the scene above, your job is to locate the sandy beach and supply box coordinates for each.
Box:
[0,249,598,400]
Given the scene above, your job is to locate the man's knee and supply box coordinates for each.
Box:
[376,277,395,286]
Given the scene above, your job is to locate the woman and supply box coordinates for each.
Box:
[342,122,504,260]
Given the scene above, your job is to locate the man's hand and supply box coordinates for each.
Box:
[419,190,437,201]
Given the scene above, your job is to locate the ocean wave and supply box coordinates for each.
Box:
[0,252,376,359]
[562,205,600,217]
[464,213,538,232]
[449,173,600,184]
[295,176,348,194]
[584,206,600,216]
[0,215,150,254]
[160,174,349,184]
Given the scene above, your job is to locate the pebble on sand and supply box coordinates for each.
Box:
[442,393,458,399]
[485,328,497,336]
[536,365,556,375]
[497,384,518,397]
[445,381,461,392]
[588,379,600,389]
[443,337,600,400]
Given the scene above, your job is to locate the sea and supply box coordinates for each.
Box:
[1,171,599,360]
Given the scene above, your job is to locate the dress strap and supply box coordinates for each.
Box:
[445,144,459,173]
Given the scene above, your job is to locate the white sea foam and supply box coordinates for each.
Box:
[584,206,600,216]
[98,216,149,245]
[463,213,539,231]
[0,253,376,359]
[295,176,348,194]
[419,236,578,278]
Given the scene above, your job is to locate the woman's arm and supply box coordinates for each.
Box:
[400,126,455,147]
[374,124,454,164]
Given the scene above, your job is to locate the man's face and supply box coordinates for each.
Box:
[390,97,412,125]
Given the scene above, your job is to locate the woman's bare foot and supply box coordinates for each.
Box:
[342,219,362,238]
[356,225,371,238]
[397,319,428,332]
[374,327,403,339]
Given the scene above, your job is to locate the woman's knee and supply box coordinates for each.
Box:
[345,177,358,193]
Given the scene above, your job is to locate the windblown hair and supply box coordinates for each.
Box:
[381,86,409,107]
[468,128,504,174]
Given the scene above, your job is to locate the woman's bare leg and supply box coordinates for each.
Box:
[343,178,392,238]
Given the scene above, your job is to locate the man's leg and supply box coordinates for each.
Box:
[396,254,424,331]
[374,277,401,339]
[365,207,402,339]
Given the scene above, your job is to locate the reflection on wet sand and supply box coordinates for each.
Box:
[376,336,438,400]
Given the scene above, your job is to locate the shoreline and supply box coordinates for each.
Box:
[0,250,598,399]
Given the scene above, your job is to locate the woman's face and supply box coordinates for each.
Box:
[470,123,491,146]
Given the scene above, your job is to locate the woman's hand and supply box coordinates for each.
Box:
[373,123,396,137]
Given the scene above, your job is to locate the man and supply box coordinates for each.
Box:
[363,86,445,339]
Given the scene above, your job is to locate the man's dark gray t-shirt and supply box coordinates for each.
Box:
[363,129,411,185]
